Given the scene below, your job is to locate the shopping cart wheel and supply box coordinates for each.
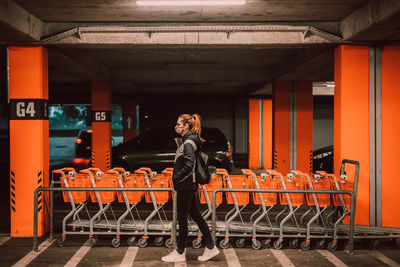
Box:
[273,240,283,250]
[154,237,164,247]
[235,238,245,248]
[192,238,202,249]
[57,237,66,247]
[300,240,310,251]
[369,239,379,250]
[262,239,271,249]
[127,236,136,246]
[251,239,261,250]
[289,239,299,249]
[89,237,97,248]
[165,238,173,248]
[327,241,337,252]
[111,237,120,248]
[138,238,148,248]
[315,239,326,249]
[219,239,230,249]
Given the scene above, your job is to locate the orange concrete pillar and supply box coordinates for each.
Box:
[381,46,400,228]
[9,46,49,236]
[273,81,313,175]
[91,81,112,171]
[296,81,313,174]
[248,99,272,169]
[273,81,291,174]
[334,45,370,226]
[121,98,138,142]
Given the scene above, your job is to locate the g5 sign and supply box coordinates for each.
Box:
[92,110,111,122]
[10,99,48,120]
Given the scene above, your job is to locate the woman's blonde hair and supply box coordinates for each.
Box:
[178,113,205,141]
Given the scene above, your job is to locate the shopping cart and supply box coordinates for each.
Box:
[53,167,91,247]
[245,169,279,250]
[136,167,173,248]
[291,170,331,250]
[110,168,145,248]
[218,169,252,249]
[83,168,118,247]
[273,172,306,250]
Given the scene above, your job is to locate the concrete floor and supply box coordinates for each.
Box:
[0,234,399,267]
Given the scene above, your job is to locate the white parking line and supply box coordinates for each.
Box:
[270,249,295,267]
[120,246,139,267]
[11,237,55,267]
[0,237,10,246]
[64,240,91,267]
[317,250,348,267]
[369,251,400,267]
[223,248,241,267]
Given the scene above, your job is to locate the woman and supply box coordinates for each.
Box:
[162,114,220,263]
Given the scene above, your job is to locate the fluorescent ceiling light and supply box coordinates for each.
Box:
[136,0,246,6]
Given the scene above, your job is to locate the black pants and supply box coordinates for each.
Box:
[177,190,213,251]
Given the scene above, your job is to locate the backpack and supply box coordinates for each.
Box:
[184,140,211,185]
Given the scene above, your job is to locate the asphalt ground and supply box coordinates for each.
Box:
[0,234,399,267]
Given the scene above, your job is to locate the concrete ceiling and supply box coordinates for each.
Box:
[1,0,400,100]
[12,0,367,22]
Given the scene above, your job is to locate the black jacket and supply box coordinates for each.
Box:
[172,131,200,191]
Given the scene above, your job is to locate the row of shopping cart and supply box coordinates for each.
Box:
[52,159,400,251]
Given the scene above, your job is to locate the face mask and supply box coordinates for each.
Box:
[175,125,185,134]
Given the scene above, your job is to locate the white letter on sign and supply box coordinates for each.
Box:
[16,102,25,117]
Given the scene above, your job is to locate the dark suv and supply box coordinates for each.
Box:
[112,127,234,172]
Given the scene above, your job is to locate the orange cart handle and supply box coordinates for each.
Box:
[134,170,148,175]
[113,167,125,173]
[241,169,253,175]
[291,170,308,177]
[139,167,152,173]
[89,167,101,173]
[106,170,119,175]
[216,168,228,175]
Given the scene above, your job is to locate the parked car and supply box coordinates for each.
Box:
[75,128,115,158]
[112,127,234,172]
[313,145,333,173]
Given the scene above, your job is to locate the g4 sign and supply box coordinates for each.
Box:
[10,99,48,120]
[92,110,111,122]
[16,102,35,117]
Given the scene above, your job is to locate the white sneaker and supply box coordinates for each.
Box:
[161,249,186,263]
[198,246,220,262]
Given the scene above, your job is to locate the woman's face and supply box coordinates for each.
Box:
[175,117,188,136]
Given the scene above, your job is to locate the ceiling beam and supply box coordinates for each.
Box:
[0,0,43,42]
[340,0,400,41]
[41,25,342,48]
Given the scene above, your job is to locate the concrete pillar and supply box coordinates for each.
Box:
[334,45,370,226]
[296,81,313,174]
[9,46,49,236]
[248,98,273,169]
[91,81,112,171]
[273,81,313,175]
[381,46,400,228]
